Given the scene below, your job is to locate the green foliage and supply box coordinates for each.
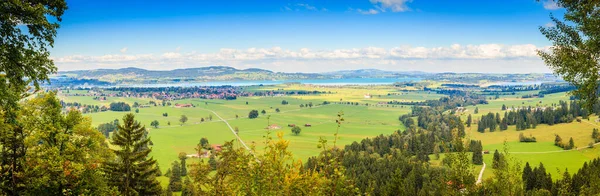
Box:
[104,113,162,195]
[538,0,600,111]
[482,141,525,195]
[98,121,118,138]
[19,93,115,195]
[109,102,131,111]
[179,152,188,176]
[248,110,259,119]
[150,120,159,128]
[168,161,182,192]
[0,0,67,193]
[471,140,484,165]
[179,115,188,125]
[291,126,301,135]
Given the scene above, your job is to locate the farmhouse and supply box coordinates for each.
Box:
[364,93,371,99]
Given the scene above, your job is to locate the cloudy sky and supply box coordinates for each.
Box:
[52,0,563,73]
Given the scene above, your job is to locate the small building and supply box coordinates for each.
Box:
[288,124,296,127]
[175,103,193,108]
[364,93,371,99]
[211,144,223,152]
[267,124,281,130]
[304,124,312,127]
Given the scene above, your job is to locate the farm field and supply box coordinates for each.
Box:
[58,84,600,184]
[59,85,417,172]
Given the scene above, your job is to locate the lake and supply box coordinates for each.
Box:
[117,77,422,88]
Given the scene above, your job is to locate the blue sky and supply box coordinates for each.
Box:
[52,0,564,73]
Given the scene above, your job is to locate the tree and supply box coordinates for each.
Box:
[104,113,162,195]
[474,107,479,114]
[471,141,483,165]
[199,137,210,150]
[151,120,160,128]
[180,115,188,125]
[0,1,67,194]
[502,104,507,110]
[98,122,118,138]
[109,102,131,111]
[466,114,472,127]
[19,93,114,195]
[261,110,267,115]
[282,100,289,105]
[248,110,259,119]
[569,137,575,150]
[538,0,600,111]
[492,150,502,169]
[291,126,302,135]
[179,152,188,176]
[135,108,139,113]
[275,108,280,112]
[169,161,183,192]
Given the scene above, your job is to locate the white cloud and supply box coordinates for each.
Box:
[542,0,560,10]
[357,8,380,15]
[370,0,412,12]
[296,3,317,11]
[283,3,325,12]
[52,44,551,73]
[119,47,128,53]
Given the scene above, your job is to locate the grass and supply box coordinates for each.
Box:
[61,85,413,173]
[58,85,600,184]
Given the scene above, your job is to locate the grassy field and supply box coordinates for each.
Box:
[60,85,417,173]
[58,84,600,185]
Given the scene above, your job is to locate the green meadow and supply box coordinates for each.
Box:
[59,84,600,183]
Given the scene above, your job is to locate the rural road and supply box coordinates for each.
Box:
[476,162,486,185]
[199,108,260,162]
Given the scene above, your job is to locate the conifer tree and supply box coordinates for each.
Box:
[169,161,183,192]
[104,113,162,195]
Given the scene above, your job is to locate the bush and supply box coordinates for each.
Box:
[519,133,537,143]
[248,110,259,119]
[291,126,301,135]
[109,102,131,111]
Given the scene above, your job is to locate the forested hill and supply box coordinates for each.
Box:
[58,66,326,83]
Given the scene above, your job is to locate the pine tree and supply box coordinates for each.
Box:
[169,161,183,192]
[522,162,533,191]
[179,152,188,176]
[474,107,479,114]
[466,114,472,127]
[105,113,162,195]
[492,150,502,169]
[471,142,483,165]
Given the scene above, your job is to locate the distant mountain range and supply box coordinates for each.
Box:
[54,66,559,86]
[59,66,429,80]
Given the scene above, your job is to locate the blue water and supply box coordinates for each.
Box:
[119,77,421,88]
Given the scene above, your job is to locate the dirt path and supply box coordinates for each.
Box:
[476,162,486,185]
[199,108,260,162]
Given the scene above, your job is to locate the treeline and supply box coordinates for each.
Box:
[539,83,576,95]
[477,100,589,133]
[109,102,131,111]
[519,158,600,195]
[60,100,106,113]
